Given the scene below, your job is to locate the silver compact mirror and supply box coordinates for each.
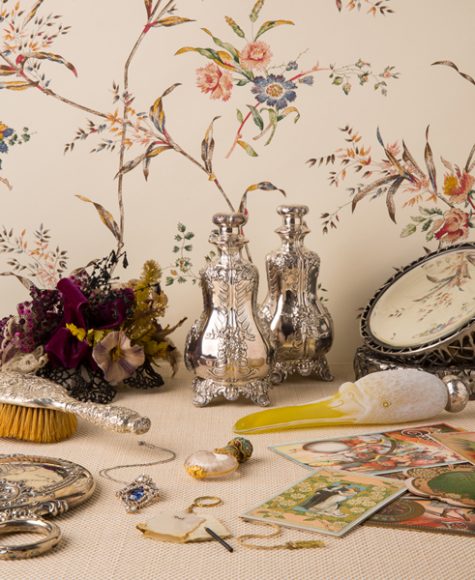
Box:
[361,242,475,365]
[0,454,94,559]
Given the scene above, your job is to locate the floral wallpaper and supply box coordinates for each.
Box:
[0,0,473,364]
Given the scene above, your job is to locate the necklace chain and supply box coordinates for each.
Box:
[98,441,176,484]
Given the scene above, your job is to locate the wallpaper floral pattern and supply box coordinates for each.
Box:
[0,0,473,363]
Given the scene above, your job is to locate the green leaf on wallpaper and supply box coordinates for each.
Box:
[175,47,234,71]
[157,16,195,28]
[236,109,244,123]
[236,79,250,86]
[424,126,437,193]
[149,83,181,134]
[201,116,220,174]
[247,105,264,131]
[165,276,174,286]
[24,0,46,26]
[239,181,286,213]
[237,140,258,157]
[277,106,300,124]
[184,245,193,252]
[178,223,186,233]
[422,219,433,232]
[225,16,245,39]
[26,51,78,77]
[143,144,172,180]
[401,223,417,238]
[173,246,180,253]
[250,0,265,22]
[75,195,120,241]
[201,28,240,62]
[255,20,294,40]
[184,231,194,240]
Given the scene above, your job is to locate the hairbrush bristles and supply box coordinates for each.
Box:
[0,404,77,443]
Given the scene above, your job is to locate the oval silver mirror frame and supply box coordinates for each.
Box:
[360,242,475,365]
[0,454,94,559]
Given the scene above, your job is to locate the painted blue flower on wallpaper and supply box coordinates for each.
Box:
[252,75,297,109]
[177,0,400,158]
[0,121,31,189]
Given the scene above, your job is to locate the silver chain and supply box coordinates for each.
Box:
[98,441,176,484]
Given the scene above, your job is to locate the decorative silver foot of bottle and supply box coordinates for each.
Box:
[192,377,271,407]
[260,205,334,384]
[185,213,273,407]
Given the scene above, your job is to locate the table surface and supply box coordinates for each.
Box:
[1,366,474,580]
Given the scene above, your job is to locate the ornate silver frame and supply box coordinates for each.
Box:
[360,242,475,365]
[0,454,94,558]
[353,346,475,400]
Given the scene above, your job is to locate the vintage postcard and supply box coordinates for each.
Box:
[367,496,475,537]
[242,468,406,537]
[404,464,475,508]
[269,423,464,475]
[430,432,475,465]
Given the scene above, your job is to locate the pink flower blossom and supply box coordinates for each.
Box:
[240,41,272,72]
[196,63,233,101]
[432,208,470,244]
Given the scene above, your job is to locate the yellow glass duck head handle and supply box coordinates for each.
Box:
[233,369,470,435]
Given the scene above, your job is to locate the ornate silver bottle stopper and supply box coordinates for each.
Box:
[185,212,273,406]
[260,205,334,383]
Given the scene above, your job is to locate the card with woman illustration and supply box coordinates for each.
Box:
[242,468,405,537]
[269,424,465,474]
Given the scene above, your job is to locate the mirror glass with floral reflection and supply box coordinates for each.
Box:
[368,247,475,348]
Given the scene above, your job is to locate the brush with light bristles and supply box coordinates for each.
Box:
[0,371,151,443]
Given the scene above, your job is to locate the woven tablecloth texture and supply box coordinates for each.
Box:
[0,366,474,580]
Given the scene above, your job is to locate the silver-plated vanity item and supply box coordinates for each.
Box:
[185,213,273,407]
[0,371,151,434]
[259,205,333,383]
[353,346,475,401]
[360,242,475,365]
[0,454,94,559]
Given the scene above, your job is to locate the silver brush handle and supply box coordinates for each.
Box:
[0,371,151,435]
[64,401,151,434]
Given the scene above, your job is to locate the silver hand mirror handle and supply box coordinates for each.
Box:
[0,516,61,559]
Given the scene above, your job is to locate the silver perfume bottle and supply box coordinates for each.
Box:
[185,213,273,407]
[260,205,334,383]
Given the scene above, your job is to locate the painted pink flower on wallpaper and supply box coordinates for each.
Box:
[177,2,399,158]
[308,126,475,245]
[196,63,233,101]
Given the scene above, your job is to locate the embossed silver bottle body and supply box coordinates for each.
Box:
[185,213,272,406]
[260,205,334,382]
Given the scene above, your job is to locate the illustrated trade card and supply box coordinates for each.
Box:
[430,432,475,466]
[269,423,464,474]
[242,468,405,537]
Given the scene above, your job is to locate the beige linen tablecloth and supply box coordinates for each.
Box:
[1,366,474,580]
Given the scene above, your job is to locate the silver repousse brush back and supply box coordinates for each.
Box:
[260,205,334,383]
[185,213,273,406]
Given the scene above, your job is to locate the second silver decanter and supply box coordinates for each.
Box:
[185,213,273,407]
[260,205,334,383]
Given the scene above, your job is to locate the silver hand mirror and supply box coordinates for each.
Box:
[0,454,94,559]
